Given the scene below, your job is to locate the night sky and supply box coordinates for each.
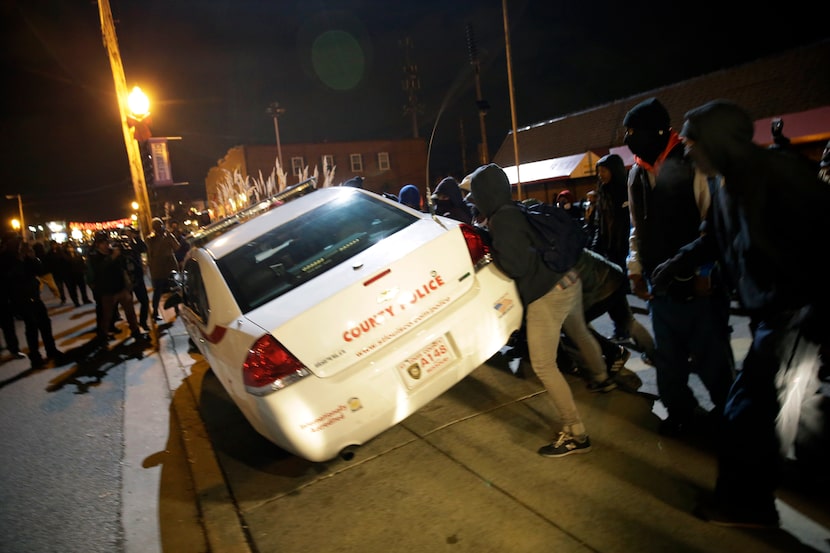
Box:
[2,0,827,225]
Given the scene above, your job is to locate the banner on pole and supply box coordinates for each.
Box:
[148,137,174,186]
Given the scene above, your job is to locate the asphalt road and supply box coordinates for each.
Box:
[0,290,204,553]
[1,286,828,553]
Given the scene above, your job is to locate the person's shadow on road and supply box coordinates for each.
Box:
[45,335,151,394]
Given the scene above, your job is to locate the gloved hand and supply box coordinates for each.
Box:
[650,259,678,295]
[629,273,652,301]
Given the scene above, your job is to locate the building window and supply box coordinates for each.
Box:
[291,156,304,176]
[350,153,363,172]
[322,154,335,172]
[377,152,390,171]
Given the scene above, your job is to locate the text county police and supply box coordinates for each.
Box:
[343,274,446,342]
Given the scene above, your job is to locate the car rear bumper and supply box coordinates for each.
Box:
[239,263,523,462]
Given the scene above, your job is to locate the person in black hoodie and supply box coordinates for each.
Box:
[590,153,655,357]
[469,163,616,459]
[8,238,64,367]
[87,234,148,345]
[624,97,734,439]
[591,154,630,271]
[555,189,582,222]
[0,233,25,359]
[430,176,472,224]
[651,99,830,529]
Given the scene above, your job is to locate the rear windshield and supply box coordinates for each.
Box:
[217,193,418,312]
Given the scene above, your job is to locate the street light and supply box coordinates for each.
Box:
[5,194,24,242]
[267,102,286,170]
[125,85,154,238]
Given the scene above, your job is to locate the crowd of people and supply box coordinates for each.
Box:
[3,97,826,532]
[0,217,188,366]
[384,97,828,531]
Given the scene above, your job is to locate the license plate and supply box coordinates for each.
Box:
[396,335,455,390]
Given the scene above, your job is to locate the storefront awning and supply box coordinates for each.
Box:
[502,151,599,185]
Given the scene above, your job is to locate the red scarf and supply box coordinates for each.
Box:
[633,130,682,173]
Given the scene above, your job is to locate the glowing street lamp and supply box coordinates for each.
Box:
[5,194,24,242]
[128,87,150,121]
[124,86,154,237]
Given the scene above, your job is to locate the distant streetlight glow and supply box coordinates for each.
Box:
[5,193,25,242]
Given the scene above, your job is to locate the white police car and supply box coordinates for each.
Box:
[171,178,522,462]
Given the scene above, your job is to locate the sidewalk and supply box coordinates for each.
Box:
[155,299,830,553]
[11,290,826,552]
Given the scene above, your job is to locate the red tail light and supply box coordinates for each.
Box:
[459,224,491,267]
[243,335,310,396]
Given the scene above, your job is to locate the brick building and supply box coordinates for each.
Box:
[491,39,830,206]
[206,137,428,212]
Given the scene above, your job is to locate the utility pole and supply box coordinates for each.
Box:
[466,23,490,165]
[97,0,153,239]
[502,0,522,200]
[459,118,468,176]
[267,102,286,169]
[401,37,423,138]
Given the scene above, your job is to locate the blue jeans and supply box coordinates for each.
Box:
[714,312,794,517]
[649,293,734,421]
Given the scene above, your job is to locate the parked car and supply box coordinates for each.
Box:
[169,178,523,462]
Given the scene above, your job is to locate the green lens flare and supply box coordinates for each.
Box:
[311,30,364,91]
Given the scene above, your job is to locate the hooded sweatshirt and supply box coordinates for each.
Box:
[432,177,472,223]
[674,100,830,316]
[593,153,630,268]
[469,164,565,305]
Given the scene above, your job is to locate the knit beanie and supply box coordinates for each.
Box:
[398,184,421,208]
[623,97,670,131]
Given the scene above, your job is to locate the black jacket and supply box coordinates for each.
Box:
[432,176,473,224]
[469,164,565,306]
[87,247,131,296]
[668,100,830,319]
[592,154,630,269]
[628,142,702,279]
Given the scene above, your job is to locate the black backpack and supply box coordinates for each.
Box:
[517,201,587,273]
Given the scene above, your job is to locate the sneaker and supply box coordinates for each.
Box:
[693,502,779,529]
[587,378,617,393]
[9,351,26,360]
[608,346,631,375]
[538,432,592,457]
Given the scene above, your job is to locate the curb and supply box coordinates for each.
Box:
[155,324,253,553]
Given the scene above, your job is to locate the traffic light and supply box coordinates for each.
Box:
[140,140,154,186]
